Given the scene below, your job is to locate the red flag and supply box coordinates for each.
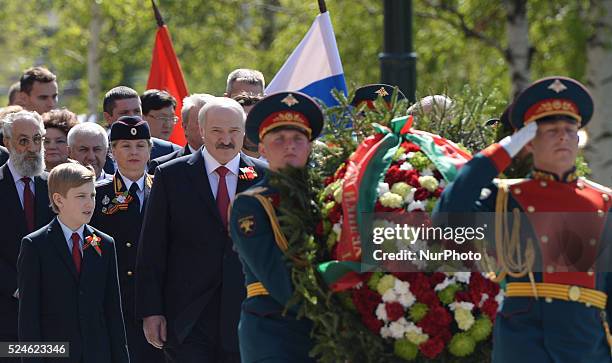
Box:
[146,4,189,146]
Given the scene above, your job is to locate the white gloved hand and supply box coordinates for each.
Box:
[499,121,538,157]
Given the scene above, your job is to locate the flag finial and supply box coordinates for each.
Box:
[151,0,165,27]
[318,0,327,13]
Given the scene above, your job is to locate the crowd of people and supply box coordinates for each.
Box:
[0,65,610,363]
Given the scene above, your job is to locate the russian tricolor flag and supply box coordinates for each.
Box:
[265,11,347,106]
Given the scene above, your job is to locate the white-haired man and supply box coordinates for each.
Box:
[224,68,265,98]
[0,110,54,344]
[67,122,110,181]
[136,97,267,362]
[148,93,214,172]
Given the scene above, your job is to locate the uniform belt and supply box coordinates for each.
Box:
[506,282,607,309]
[246,282,269,298]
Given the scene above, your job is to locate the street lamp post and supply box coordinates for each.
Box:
[379,0,417,102]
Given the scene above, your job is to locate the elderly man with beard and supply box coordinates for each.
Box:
[0,110,54,352]
[136,97,267,363]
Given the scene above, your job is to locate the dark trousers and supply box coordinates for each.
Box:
[163,295,240,363]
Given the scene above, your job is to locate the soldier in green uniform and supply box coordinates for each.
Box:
[229,91,323,363]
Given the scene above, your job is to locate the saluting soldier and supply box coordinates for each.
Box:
[229,91,323,363]
[435,77,612,362]
[90,115,163,363]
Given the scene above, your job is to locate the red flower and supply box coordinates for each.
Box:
[315,221,324,237]
[374,201,403,213]
[430,272,446,286]
[327,203,342,224]
[418,305,452,338]
[414,188,431,201]
[419,337,445,359]
[401,141,421,153]
[335,163,348,180]
[362,314,383,333]
[324,176,335,186]
[352,286,382,316]
[385,302,405,321]
[406,170,420,187]
[480,299,498,322]
[433,187,443,198]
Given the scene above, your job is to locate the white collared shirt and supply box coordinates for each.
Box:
[117,170,145,211]
[201,148,240,201]
[57,216,85,255]
[7,159,35,208]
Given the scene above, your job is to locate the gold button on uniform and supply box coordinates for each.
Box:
[587,269,594,276]
[541,235,549,243]
[577,182,584,189]
[540,181,547,187]
[568,286,581,301]
[126,242,132,248]
[603,194,610,202]
[513,188,522,195]
[590,238,597,246]
[545,297,553,303]
[597,209,604,217]
[546,265,554,273]
[527,206,535,213]
[127,271,133,276]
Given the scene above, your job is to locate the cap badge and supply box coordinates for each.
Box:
[548,79,568,94]
[281,94,299,107]
[375,87,389,97]
[130,127,137,136]
[102,195,110,206]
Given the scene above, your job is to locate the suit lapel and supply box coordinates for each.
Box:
[186,151,223,224]
[34,174,50,227]
[49,219,79,282]
[80,225,105,286]
[0,164,28,234]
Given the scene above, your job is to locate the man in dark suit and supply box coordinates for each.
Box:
[90,116,163,363]
[136,97,267,363]
[0,111,54,351]
[148,94,213,172]
[0,145,8,166]
[17,163,129,363]
[102,86,180,174]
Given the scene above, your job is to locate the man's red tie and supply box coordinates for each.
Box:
[216,166,230,228]
[21,177,35,232]
[71,233,82,275]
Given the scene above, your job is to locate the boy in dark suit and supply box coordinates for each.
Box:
[17,163,129,363]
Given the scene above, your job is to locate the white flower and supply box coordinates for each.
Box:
[434,276,455,292]
[332,223,342,238]
[406,152,415,159]
[394,279,410,294]
[420,168,434,177]
[399,162,414,171]
[403,187,416,204]
[407,200,426,212]
[377,182,390,196]
[398,292,416,308]
[449,301,475,311]
[454,308,476,331]
[405,323,429,345]
[380,192,404,208]
[375,303,388,322]
[454,272,471,284]
[418,175,439,192]
[382,289,399,303]
[391,182,412,199]
[388,318,409,339]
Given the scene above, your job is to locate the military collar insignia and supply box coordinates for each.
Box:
[238,215,256,236]
[375,87,389,97]
[102,195,110,206]
[547,79,568,94]
[531,167,578,183]
[281,94,299,107]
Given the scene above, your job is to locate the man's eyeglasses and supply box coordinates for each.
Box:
[15,134,44,147]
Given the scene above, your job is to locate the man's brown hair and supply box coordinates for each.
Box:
[20,66,57,95]
[48,163,95,214]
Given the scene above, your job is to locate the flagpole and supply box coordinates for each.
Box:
[151,0,165,27]
[317,0,327,13]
